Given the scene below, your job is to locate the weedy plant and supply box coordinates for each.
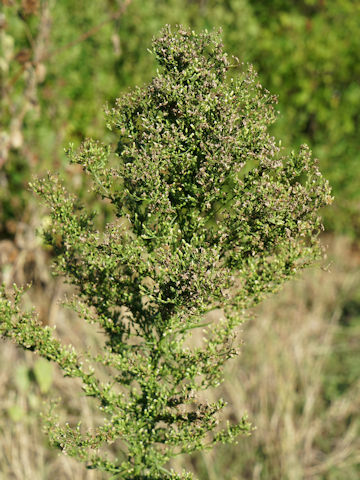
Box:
[0,26,332,479]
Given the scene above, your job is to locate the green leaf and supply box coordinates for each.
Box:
[8,405,26,422]
[33,358,53,394]
[14,364,31,393]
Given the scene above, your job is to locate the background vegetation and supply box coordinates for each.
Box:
[1,0,359,478]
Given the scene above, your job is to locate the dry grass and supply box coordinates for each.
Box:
[0,231,359,479]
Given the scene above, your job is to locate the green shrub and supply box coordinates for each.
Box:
[2,1,356,237]
[0,0,129,233]
[0,0,256,235]
[0,26,331,479]
[248,0,360,235]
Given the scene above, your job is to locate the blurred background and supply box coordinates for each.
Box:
[0,0,359,478]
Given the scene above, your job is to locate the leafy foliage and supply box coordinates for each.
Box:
[0,26,331,479]
[248,0,360,235]
[0,0,129,233]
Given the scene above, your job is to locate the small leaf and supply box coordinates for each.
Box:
[33,358,53,394]
[14,365,31,393]
[8,405,25,422]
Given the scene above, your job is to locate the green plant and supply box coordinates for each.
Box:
[248,0,360,236]
[0,26,331,479]
[0,0,131,234]
[3,1,357,240]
